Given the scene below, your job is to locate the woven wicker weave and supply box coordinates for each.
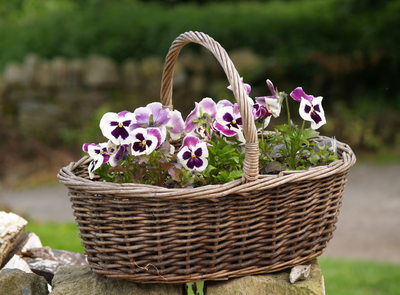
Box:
[58,31,356,284]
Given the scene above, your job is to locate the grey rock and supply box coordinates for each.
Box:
[0,268,49,295]
[205,259,324,295]
[84,55,119,88]
[22,54,40,86]
[180,51,206,73]
[290,264,311,284]
[37,60,52,88]
[140,56,164,79]
[121,58,141,89]
[68,59,84,88]
[50,57,69,88]
[50,265,182,295]
[228,48,264,79]
[172,59,187,88]
[4,62,24,86]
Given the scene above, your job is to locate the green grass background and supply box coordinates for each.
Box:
[26,221,400,295]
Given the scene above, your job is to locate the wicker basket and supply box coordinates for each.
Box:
[58,31,356,284]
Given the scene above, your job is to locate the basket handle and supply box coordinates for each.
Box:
[160,31,259,182]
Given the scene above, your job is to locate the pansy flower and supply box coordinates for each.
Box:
[255,79,282,118]
[185,97,217,138]
[82,142,110,179]
[109,144,132,167]
[131,127,162,156]
[290,87,326,129]
[100,111,136,145]
[177,136,209,172]
[83,142,110,163]
[130,102,171,143]
[213,103,245,143]
[253,103,272,128]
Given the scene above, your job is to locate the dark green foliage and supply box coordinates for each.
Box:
[0,0,399,154]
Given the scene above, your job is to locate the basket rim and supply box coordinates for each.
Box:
[58,135,356,200]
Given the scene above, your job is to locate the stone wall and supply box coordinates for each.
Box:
[0,49,266,147]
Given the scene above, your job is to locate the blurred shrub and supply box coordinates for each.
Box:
[0,0,399,155]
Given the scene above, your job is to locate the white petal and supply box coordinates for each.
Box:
[264,98,281,118]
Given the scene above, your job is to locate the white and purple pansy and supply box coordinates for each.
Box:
[185,97,217,134]
[83,142,110,179]
[109,144,132,167]
[130,102,171,143]
[298,96,326,130]
[100,111,136,145]
[130,127,162,156]
[177,136,210,172]
[290,87,326,129]
[213,103,244,137]
[255,79,282,118]
[83,142,110,163]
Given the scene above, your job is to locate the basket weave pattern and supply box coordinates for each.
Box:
[58,31,356,283]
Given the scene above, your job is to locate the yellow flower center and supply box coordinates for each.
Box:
[141,141,146,147]
[192,154,196,159]
[119,122,123,128]
[232,120,236,125]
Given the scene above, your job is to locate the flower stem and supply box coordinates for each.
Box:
[285,94,291,133]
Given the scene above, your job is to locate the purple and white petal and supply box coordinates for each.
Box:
[216,99,233,110]
[185,102,201,133]
[100,111,135,145]
[198,97,217,119]
[132,107,151,128]
[227,77,251,95]
[147,128,163,149]
[179,136,202,151]
[290,87,314,103]
[266,79,278,98]
[213,122,237,136]
[253,104,272,122]
[109,144,131,167]
[254,80,281,118]
[88,159,102,179]
[185,97,217,133]
[167,110,185,140]
[146,102,170,126]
